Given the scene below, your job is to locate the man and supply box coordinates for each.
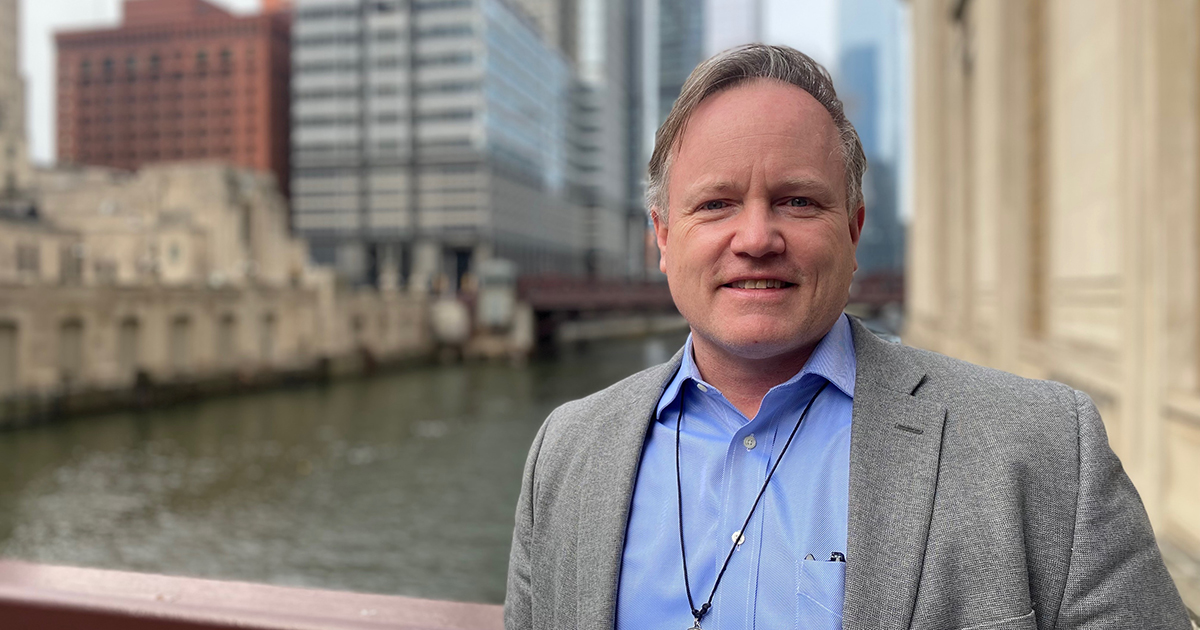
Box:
[504,44,1192,630]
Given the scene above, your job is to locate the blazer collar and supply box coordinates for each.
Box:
[576,347,684,630]
[843,316,946,630]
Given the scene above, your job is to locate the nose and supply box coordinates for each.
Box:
[730,200,784,258]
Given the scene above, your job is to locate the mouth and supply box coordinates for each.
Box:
[722,279,795,289]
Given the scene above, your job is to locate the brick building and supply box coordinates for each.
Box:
[55,0,292,195]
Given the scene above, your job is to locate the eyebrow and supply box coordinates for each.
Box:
[682,176,838,202]
[772,177,837,198]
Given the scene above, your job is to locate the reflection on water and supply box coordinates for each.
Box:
[0,332,687,604]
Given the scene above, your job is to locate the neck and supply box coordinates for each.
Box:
[689,339,816,419]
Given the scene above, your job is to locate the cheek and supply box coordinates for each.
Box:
[796,223,854,261]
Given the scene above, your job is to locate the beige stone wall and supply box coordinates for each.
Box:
[33,163,306,288]
[907,0,1200,603]
[0,281,430,396]
[0,218,79,285]
[0,163,433,399]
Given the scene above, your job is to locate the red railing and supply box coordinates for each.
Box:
[0,561,503,630]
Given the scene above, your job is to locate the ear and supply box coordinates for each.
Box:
[652,208,669,274]
[849,205,865,272]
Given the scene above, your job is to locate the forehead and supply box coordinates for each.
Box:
[670,79,843,197]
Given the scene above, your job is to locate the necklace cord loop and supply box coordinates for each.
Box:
[675,380,831,625]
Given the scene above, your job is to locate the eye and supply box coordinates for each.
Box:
[785,197,812,207]
[700,200,729,211]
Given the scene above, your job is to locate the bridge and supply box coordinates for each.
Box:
[511,273,904,346]
[515,276,679,345]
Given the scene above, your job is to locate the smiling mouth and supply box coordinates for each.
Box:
[724,279,795,289]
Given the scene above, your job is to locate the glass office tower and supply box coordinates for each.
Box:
[291,0,582,289]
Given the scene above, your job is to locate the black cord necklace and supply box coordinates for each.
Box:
[675,380,829,630]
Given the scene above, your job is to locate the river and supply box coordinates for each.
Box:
[0,332,687,605]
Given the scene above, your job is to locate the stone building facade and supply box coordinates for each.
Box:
[0,164,429,410]
[906,0,1200,606]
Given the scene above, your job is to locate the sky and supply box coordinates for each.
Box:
[18,0,837,165]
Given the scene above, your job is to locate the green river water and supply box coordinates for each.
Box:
[0,332,686,605]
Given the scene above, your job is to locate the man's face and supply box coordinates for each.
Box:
[654,79,864,367]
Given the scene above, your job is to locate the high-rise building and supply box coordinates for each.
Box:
[837,0,908,277]
[0,0,31,197]
[654,0,703,127]
[571,0,649,278]
[54,0,292,195]
[510,0,576,63]
[515,0,650,278]
[290,0,582,289]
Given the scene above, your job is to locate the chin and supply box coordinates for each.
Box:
[707,330,816,362]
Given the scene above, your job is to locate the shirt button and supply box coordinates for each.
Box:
[696,383,708,393]
[743,434,756,450]
[731,530,745,546]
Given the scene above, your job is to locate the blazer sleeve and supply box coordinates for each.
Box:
[504,419,548,630]
[1053,390,1191,629]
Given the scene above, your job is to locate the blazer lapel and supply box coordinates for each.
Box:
[843,319,946,630]
[575,351,684,630]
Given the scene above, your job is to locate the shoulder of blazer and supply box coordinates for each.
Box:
[534,349,684,468]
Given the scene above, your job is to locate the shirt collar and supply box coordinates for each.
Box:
[655,313,857,420]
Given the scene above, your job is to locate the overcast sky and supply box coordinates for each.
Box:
[18,0,836,165]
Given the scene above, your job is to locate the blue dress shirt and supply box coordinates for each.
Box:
[616,314,856,630]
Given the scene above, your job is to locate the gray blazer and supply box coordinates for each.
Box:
[504,317,1192,630]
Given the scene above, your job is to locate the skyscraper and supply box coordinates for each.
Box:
[290,0,583,289]
[0,0,31,197]
[837,0,907,276]
[654,0,703,126]
[516,0,687,279]
[565,0,641,277]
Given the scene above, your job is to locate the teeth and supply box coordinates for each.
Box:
[731,279,785,289]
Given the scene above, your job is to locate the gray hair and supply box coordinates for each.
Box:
[646,44,867,221]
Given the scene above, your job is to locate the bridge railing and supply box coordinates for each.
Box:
[0,560,503,630]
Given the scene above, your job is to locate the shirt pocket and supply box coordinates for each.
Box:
[797,559,846,629]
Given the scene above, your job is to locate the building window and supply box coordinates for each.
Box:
[417,24,472,38]
[416,52,472,66]
[217,314,237,367]
[60,244,84,285]
[260,313,276,363]
[58,319,84,385]
[169,316,192,373]
[117,317,140,380]
[415,0,471,10]
[15,244,39,276]
[416,109,473,122]
[0,321,16,395]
